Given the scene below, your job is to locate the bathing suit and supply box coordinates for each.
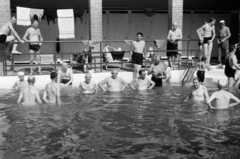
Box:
[166,41,178,57]
[203,37,212,44]
[224,54,236,78]
[198,40,202,46]
[197,70,205,82]
[61,79,72,85]
[0,34,7,43]
[111,51,125,61]
[151,76,162,87]
[132,51,143,65]
[29,44,41,51]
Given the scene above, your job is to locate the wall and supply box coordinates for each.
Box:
[13,11,231,62]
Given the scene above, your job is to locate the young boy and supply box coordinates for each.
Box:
[12,71,28,90]
[164,61,172,82]
[196,56,211,83]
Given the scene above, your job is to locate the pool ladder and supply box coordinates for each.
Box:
[181,66,197,86]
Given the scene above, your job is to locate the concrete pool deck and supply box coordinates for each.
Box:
[0,66,226,90]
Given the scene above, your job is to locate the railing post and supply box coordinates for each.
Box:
[100,42,102,72]
[54,53,57,72]
[186,39,190,66]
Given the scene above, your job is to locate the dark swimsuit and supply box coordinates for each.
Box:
[224,54,236,78]
[203,37,212,44]
[132,51,143,65]
[0,35,7,43]
[151,76,162,87]
[29,44,41,51]
[61,79,72,85]
[197,70,205,82]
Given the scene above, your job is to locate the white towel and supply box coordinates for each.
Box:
[30,9,44,21]
[17,7,31,26]
[57,9,75,39]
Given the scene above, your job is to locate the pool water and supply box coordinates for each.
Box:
[1,80,240,159]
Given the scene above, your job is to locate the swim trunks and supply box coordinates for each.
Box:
[198,40,202,46]
[151,76,162,87]
[0,34,7,43]
[132,51,143,65]
[166,41,178,57]
[61,79,72,85]
[197,70,205,82]
[203,37,212,44]
[29,44,41,51]
[224,54,236,78]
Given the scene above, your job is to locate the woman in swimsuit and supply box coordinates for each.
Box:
[197,18,216,65]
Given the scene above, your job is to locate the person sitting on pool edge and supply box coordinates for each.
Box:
[147,56,165,87]
[207,79,240,109]
[185,77,209,102]
[98,69,128,92]
[17,76,42,105]
[129,70,155,90]
[12,71,28,90]
[86,64,94,74]
[57,62,73,87]
[79,73,98,94]
[163,61,172,82]
[43,72,61,105]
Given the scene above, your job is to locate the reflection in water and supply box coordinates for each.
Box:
[0,85,240,158]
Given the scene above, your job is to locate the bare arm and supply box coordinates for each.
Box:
[17,91,23,104]
[176,29,182,40]
[94,83,98,93]
[129,80,136,90]
[143,42,147,56]
[22,29,29,42]
[78,83,83,92]
[38,29,43,45]
[120,78,128,91]
[12,81,18,89]
[148,79,155,89]
[57,70,61,84]
[223,27,231,41]
[203,86,210,101]
[167,30,171,41]
[210,26,216,42]
[64,69,73,86]
[42,90,49,103]
[8,22,22,42]
[98,78,108,91]
[196,25,205,40]
[232,56,240,70]
[147,64,154,75]
[36,90,42,104]
[56,85,61,105]
[207,93,216,109]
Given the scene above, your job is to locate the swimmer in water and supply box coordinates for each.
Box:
[43,72,61,105]
[79,73,98,94]
[12,71,28,90]
[129,70,155,90]
[207,79,240,109]
[98,69,128,92]
[17,76,42,105]
[186,77,209,102]
[57,62,73,87]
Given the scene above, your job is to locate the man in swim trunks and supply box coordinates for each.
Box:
[23,20,43,75]
[207,79,240,109]
[79,73,98,94]
[57,62,74,87]
[98,69,128,92]
[197,17,216,65]
[12,71,28,90]
[224,44,240,87]
[217,20,231,66]
[17,76,42,105]
[43,72,61,105]
[130,70,155,90]
[147,56,165,87]
[131,32,146,78]
[167,22,182,69]
[0,16,24,54]
[186,77,209,102]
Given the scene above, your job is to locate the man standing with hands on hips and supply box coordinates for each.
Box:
[217,20,231,66]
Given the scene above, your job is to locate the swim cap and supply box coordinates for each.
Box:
[220,20,225,23]
[18,71,24,76]
[218,79,227,88]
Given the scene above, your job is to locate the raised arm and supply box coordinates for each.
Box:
[8,22,23,42]
[148,79,155,89]
[98,78,108,91]
[17,91,23,104]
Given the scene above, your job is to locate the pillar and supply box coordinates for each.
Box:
[89,0,102,53]
[0,0,11,75]
[168,0,183,61]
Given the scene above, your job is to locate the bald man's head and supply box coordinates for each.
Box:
[62,62,68,70]
[172,22,177,30]
[85,73,92,78]
[111,69,118,79]
[85,73,92,83]
[28,76,36,84]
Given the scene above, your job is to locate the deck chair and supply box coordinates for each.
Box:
[40,54,55,71]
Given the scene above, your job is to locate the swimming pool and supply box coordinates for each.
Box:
[0,80,240,159]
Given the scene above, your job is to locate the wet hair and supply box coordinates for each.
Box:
[229,45,236,52]
[137,32,143,37]
[139,70,145,75]
[208,17,215,23]
[50,72,58,80]
[105,44,109,47]
[28,76,35,84]
[201,56,207,61]
[193,77,200,82]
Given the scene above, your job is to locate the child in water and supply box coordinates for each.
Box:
[196,56,211,83]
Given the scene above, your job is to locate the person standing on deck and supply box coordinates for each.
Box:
[129,70,155,90]
[207,79,240,109]
[98,69,128,92]
[217,20,231,66]
[43,72,61,105]
[130,32,146,78]
[57,62,74,87]
[166,22,182,69]
[185,77,209,102]
[0,16,24,54]
[23,20,43,75]
[17,76,42,105]
[224,44,240,88]
[12,71,28,90]
[197,17,216,65]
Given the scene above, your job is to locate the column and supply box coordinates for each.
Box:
[0,0,11,75]
[89,0,102,53]
[168,0,183,63]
